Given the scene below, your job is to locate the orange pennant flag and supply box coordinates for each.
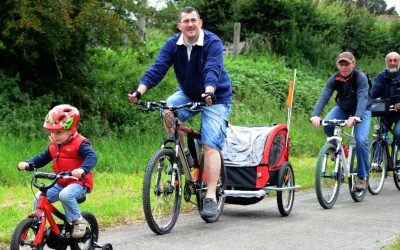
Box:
[286,80,293,108]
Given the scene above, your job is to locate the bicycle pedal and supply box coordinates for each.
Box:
[371,162,379,168]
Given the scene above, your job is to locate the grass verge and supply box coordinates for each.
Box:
[0,157,315,245]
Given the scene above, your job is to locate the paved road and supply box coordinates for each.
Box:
[100,184,400,250]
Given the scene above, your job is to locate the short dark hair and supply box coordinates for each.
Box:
[178,6,200,22]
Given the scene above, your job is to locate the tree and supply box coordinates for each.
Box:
[0,0,143,100]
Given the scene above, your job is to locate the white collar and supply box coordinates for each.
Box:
[176,29,204,46]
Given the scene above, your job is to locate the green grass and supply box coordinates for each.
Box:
[0,155,316,244]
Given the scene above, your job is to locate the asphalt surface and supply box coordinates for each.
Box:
[100,184,400,250]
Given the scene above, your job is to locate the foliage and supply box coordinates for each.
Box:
[0,0,146,117]
[178,0,399,72]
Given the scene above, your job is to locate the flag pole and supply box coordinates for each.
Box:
[286,69,297,148]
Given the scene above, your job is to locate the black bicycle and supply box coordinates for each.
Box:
[368,97,400,194]
[137,100,226,235]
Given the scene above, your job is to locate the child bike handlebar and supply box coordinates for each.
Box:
[32,170,85,190]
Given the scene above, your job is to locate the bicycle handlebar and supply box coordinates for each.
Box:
[373,95,400,112]
[321,119,348,127]
[136,100,207,112]
[24,164,85,190]
[320,119,361,127]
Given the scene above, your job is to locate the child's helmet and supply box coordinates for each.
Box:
[43,104,80,131]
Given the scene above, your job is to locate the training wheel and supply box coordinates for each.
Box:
[101,243,113,250]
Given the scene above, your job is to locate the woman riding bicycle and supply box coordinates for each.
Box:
[17,104,97,239]
[370,52,400,144]
[128,6,232,219]
[310,51,372,191]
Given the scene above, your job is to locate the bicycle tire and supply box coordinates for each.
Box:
[277,162,295,216]
[196,152,226,223]
[10,217,43,250]
[142,148,181,234]
[367,139,387,195]
[70,212,99,250]
[315,143,341,209]
[349,145,368,202]
[393,144,400,190]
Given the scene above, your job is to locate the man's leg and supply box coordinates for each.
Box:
[354,110,372,181]
[392,120,400,144]
[200,103,230,217]
[204,145,221,200]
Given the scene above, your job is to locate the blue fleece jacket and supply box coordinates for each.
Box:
[26,141,97,173]
[140,29,232,104]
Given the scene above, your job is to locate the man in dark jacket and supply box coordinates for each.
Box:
[310,52,372,190]
[371,52,400,143]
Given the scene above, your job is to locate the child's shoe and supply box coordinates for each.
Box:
[72,218,88,238]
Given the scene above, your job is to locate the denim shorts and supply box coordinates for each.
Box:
[165,89,231,151]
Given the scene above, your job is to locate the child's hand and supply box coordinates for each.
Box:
[72,168,85,178]
[18,162,29,171]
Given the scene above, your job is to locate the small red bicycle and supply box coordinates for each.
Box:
[10,166,112,250]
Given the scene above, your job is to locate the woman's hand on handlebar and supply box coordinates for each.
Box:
[310,116,321,128]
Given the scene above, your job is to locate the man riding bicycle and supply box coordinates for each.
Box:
[370,51,400,145]
[128,6,232,218]
[310,52,372,191]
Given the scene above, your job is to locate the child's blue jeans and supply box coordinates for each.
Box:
[34,183,87,223]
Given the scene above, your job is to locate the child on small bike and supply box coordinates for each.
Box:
[17,104,97,239]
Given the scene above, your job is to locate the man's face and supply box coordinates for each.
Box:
[177,11,203,43]
[336,60,355,78]
[386,55,399,73]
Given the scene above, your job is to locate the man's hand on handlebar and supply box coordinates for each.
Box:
[201,92,216,105]
[310,116,321,128]
[128,90,142,104]
[346,116,361,128]
[394,103,400,111]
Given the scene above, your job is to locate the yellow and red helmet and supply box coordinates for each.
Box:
[43,104,80,131]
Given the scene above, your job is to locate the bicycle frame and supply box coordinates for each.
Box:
[31,194,65,247]
[328,124,356,179]
[320,119,359,190]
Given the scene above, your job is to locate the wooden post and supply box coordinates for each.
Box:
[139,0,148,41]
[233,22,241,58]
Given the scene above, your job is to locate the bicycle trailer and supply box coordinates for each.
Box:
[221,124,300,215]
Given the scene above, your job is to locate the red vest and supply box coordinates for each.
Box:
[49,133,94,189]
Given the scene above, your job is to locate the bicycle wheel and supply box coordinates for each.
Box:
[349,145,368,202]
[393,144,400,190]
[315,143,341,209]
[368,139,387,195]
[70,212,99,250]
[142,148,181,234]
[277,162,295,216]
[196,152,226,223]
[10,218,43,250]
